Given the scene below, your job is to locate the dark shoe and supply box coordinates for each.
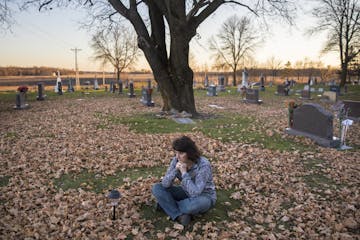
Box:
[155,203,163,212]
[176,214,191,226]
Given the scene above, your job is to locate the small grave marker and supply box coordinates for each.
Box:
[207,85,217,96]
[14,91,30,110]
[36,83,46,101]
[243,89,262,104]
[128,81,136,98]
[343,100,360,121]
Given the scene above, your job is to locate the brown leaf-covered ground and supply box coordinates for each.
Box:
[0,90,359,239]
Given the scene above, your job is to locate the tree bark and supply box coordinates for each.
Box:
[340,62,348,87]
[138,0,197,114]
[232,69,237,86]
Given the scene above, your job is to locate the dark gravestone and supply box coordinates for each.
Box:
[207,85,217,96]
[37,83,45,101]
[285,103,340,148]
[118,81,123,94]
[260,74,265,91]
[217,75,225,91]
[243,89,262,104]
[329,85,340,95]
[57,82,63,95]
[343,100,360,121]
[145,88,154,106]
[276,85,289,96]
[300,90,311,99]
[128,82,136,98]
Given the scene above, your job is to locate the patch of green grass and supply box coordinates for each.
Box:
[107,113,196,133]
[339,84,360,101]
[303,158,326,170]
[4,132,18,139]
[96,123,108,130]
[140,189,242,234]
[53,166,165,193]
[0,176,10,187]
[100,112,311,152]
[302,173,338,190]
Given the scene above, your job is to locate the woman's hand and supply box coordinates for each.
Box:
[176,162,187,175]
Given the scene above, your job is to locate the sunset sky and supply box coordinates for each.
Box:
[0,3,339,72]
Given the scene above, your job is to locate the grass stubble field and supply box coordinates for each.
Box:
[0,84,359,239]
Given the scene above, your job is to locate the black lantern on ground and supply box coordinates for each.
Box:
[108,189,121,220]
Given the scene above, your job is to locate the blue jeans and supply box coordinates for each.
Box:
[152,183,213,220]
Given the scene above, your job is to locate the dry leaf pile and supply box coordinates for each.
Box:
[0,94,359,239]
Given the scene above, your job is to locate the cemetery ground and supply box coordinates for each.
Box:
[0,85,359,239]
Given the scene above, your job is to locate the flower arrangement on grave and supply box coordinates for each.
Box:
[17,86,29,93]
[288,100,301,127]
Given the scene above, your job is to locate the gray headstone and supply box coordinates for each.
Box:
[217,75,225,91]
[244,89,262,104]
[14,92,29,110]
[94,79,99,90]
[109,82,114,93]
[207,85,217,96]
[285,103,340,147]
[241,69,248,87]
[67,79,74,92]
[140,87,154,106]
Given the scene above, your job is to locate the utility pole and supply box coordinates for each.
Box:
[71,48,82,90]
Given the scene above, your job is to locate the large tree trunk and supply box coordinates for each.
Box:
[138,1,197,115]
[340,62,348,87]
[232,69,237,86]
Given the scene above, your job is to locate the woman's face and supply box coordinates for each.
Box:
[175,151,189,164]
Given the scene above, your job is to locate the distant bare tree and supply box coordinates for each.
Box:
[283,61,292,78]
[209,15,260,86]
[294,60,303,81]
[266,56,282,81]
[309,0,360,87]
[319,65,335,83]
[90,25,139,82]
